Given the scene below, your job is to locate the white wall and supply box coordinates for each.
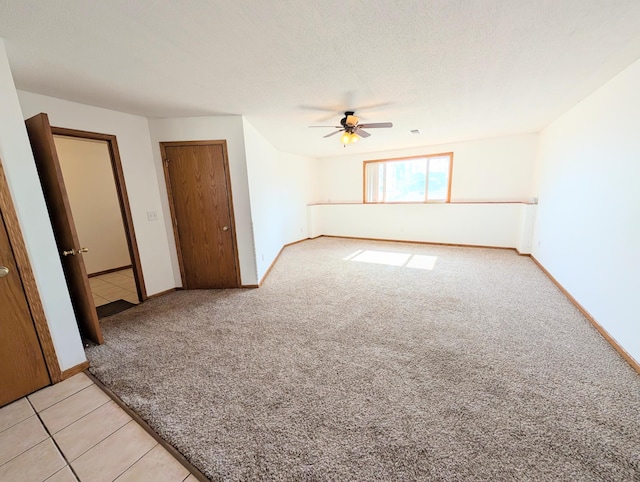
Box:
[0,40,85,371]
[18,91,175,296]
[309,203,526,248]
[147,116,258,285]
[312,134,538,250]
[532,58,640,364]
[317,133,538,203]
[515,204,537,254]
[54,136,131,275]
[242,118,316,281]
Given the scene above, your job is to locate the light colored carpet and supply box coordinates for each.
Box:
[86,237,640,481]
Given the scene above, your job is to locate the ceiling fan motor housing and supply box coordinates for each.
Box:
[314,110,391,140]
[341,111,358,128]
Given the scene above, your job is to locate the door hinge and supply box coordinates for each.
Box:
[163,159,170,166]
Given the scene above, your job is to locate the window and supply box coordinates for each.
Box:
[363,153,453,203]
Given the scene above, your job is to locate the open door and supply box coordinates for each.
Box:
[25,113,103,344]
[0,189,51,405]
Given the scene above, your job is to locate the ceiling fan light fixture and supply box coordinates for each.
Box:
[313,110,392,145]
[340,131,359,145]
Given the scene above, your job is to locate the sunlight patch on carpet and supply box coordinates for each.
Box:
[347,249,437,269]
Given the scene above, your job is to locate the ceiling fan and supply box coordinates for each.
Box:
[310,111,393,144]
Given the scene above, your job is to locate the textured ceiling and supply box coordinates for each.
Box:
[1,0,640,157]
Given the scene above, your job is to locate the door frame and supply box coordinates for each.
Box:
[51,126,148,302]
[0,157,62,383]
[159,140,241,288]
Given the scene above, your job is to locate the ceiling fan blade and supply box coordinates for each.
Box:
[299,105,341,113]
[355,128,371,138]
[323,129,344,138]
[357,122,393,129]
[352,102,392,113]
[309,125,342,128]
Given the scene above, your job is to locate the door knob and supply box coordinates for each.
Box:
[0,266,9,278]
[78,247,89,254]
[222,226,229,231]
[63,249,76,256]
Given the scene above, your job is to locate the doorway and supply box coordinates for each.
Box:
[161,140,240,289]
[53,135,140,309]
[0,209,50,406]
[0,158,59,405]
[25,113,146,344]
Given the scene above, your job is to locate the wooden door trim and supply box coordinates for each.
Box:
[159,140,242,288]
[51,126,148,302]
[159,146,187,287]
[0,158,61,383]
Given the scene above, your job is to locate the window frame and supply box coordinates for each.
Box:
[362,152,454,204]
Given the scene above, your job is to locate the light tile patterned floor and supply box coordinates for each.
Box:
[89,268,139,307]
[0,373,199,482]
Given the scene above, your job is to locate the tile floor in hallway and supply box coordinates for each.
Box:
[89,268,139,307]
[0,373,200,482]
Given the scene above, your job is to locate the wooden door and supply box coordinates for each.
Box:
[51,127,148,304]
[25,113,103,344]
[0,209,50,406]
[161,141,240,289]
